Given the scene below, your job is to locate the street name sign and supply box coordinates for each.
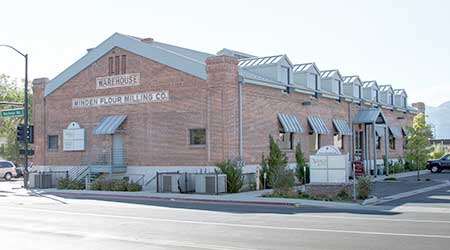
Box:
[1,108,24,118]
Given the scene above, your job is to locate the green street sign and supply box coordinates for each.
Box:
[1,108,24,118]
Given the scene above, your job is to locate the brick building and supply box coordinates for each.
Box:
[32,33,418,188]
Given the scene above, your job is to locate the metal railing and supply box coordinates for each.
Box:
[81,148,128,167]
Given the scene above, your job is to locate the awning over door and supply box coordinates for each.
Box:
[374,126,385,137]
[93,115,128,135]
[332,119,352,135]
[308,116,330,134]
[277,113,304,133]
[389,125,402,138]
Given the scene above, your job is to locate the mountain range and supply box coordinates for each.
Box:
[426,101,450,139]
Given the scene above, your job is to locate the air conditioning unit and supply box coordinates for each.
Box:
[159,174,180,193]
[195,174,227,194]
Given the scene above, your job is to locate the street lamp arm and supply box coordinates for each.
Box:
[0,44,26,57]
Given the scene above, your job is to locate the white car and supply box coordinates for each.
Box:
[0,160,17,181]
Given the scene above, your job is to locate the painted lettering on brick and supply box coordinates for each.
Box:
[96,73,140,89]
[72,91,169,108]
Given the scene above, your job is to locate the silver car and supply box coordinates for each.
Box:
[0,160,17,181]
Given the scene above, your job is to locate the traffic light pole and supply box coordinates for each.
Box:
[23,54,29,189]
[0,45,29,189]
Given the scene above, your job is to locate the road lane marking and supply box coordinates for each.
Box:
[2,205,450,240]
[0,223,260,250]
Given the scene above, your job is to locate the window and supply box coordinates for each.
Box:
[121,55,127,74]
[389,133,396,150]
[189,129,206,145]
[280,66,290,93]
[372,89,379,102]
[278,131,293,150]
[48,135,59,150]
[389,93,394,105]
[108,57,114,75]
[333,134,344,149]
[353,84,360,99]
[0,161,13,168]
[309,133,320,151]
[114,56,120,75]
[376,136,381,149]
[403,96,407,108]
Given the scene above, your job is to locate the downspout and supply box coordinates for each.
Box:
[384,124,389,175]
[238,75,244,162]
[372,122,377,178]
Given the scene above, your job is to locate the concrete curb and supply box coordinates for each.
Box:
[38,189,378,210]
[375,180,450,205]
[371,170,429,182]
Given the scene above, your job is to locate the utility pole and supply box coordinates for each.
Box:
[0,45,30,189]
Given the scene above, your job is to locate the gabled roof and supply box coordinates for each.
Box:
[216,48,255,59]
[342,75,362,85]
[394,89,407,97]
[45,33,212,96]
[353,108,386,124]
[238,54,292,68]
[379,85,394,93]
[293,62,320,74]
[320,69,343,80]
[362,80,379,90]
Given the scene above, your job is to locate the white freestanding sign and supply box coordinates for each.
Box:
[309,145,349,183]
[63,122,86,151]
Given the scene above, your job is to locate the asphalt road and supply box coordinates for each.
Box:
[1,181,450,250]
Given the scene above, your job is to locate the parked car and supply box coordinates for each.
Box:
[427,154,450,173]
[0,160,17,181]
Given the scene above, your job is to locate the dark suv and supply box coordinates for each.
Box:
[427,154,450,173]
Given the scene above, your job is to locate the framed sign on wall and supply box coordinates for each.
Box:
[63,122,86,151]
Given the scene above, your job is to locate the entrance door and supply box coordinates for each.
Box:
[112,133,125,167]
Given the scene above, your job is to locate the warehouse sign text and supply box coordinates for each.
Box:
[96,73,140,89]
[72,91,169,108]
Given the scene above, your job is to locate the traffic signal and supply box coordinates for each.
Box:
[27,125,34,144]
[16,124,26,142]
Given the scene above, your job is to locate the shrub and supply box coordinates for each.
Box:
[216,160,243,193]
[56,177,85,190]
[127,181,143,192]
[111,179,128,191]
[90,179,103,190]
[384,177,397,181]
[356,176,372,199]
[271,167,295,195]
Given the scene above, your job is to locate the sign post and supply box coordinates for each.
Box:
[0,108,24,118]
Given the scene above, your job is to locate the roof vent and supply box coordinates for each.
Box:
[141,37,154,44]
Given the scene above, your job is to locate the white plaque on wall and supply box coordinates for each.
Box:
[96,73,140,89]
[63,122,86,151]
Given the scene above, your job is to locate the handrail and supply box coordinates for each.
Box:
[144,174,157,187]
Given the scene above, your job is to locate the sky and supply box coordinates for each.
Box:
[1,0,449,107]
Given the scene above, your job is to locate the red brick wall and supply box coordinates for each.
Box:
[33,47,416,168]
[36,48,210,166]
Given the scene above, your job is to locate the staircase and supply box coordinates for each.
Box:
[68,147,128,185]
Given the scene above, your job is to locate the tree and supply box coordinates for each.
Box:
[295,142,307,184]
[429,143,447,160]
[260,135,293,193]
[405,113,433,181]
[0,74,32,163]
